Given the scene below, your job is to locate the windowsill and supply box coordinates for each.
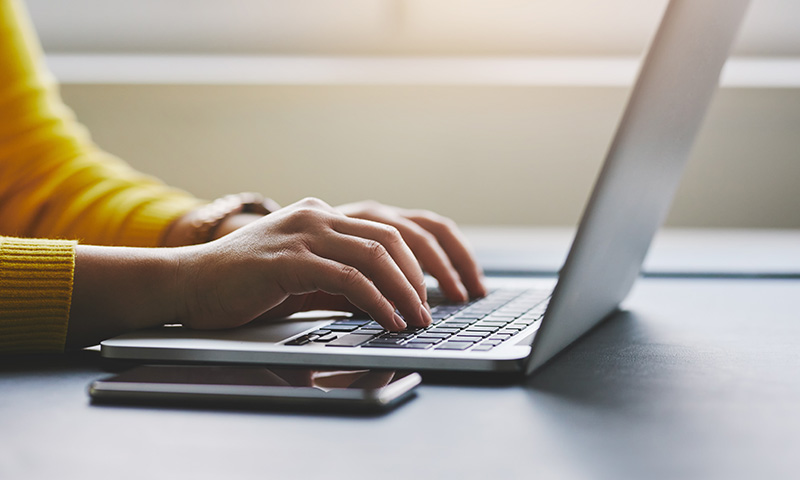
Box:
[45,55,800,88]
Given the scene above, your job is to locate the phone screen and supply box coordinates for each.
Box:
[89,365,420,412]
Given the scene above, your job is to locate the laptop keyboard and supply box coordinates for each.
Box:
[284,288,550,352]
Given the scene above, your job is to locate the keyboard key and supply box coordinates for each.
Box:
[425,331,452,338]
[475,321,508,327]
[312,333,338,343]
[460,330,491,338]
[432,306,461,316]
[511,319,534,326]
[354,327,384,335]
[509,323,532,329]
[451,336,480,343]
[368,337,405,345]
[325,334,375,347]
[454,332,487,338]
[428,328,460,335]
[356,325,385,331]
[285,335,312,346]
[439,320,472,328]
[323,324,361,332]
[399,343,433,349]
[381,332,415,338]
[489,332,514,339]
[497,329,521,336]
[467,326,500,333]
[502,326,526,332]
[452,315,483,321]
[435,341,474,351]
[331,319,371,326]
[408,337,441,343]
[471,344,496,352]
[401,326,426,333]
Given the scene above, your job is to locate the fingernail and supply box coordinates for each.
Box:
[420,304,432,326]
[393,313,407,330]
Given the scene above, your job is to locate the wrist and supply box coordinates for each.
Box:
[213,213,265,240]
[67,245,184,349]
[162,193,279,246]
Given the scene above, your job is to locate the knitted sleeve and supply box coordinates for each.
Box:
[0,237,75,354]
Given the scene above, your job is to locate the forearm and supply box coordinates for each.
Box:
[66,244,182,349]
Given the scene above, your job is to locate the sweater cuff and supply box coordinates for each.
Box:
[0,237,76,354]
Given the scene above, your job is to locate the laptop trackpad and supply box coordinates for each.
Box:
[107,312,352,345]
[221,313,351,343]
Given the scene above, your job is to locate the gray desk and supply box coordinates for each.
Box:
[2,236,800,479]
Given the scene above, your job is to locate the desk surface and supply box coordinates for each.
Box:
[2,275,799,480]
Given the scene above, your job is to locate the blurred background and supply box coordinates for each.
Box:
[27,0,800,228]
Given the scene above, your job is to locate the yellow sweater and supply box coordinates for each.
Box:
[0,0,203,353]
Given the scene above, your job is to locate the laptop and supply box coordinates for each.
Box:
[101,0,751,375]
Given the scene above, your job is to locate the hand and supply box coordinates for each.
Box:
[176,198,433,331]
[337,201,486,302]
[67,197,485,348]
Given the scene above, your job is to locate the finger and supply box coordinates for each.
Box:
[308,228,431,327]
[285,255,407,331]
[375,214,469,302]
[405,210,487,298]
[329,216,429,307]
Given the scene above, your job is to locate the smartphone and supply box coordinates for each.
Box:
[89,365,421,412]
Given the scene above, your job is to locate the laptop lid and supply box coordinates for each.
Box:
[524,0,751,374]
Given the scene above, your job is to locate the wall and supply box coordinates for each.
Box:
[27,0,800,228]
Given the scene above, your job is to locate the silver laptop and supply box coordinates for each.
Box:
[101,0,750,375]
